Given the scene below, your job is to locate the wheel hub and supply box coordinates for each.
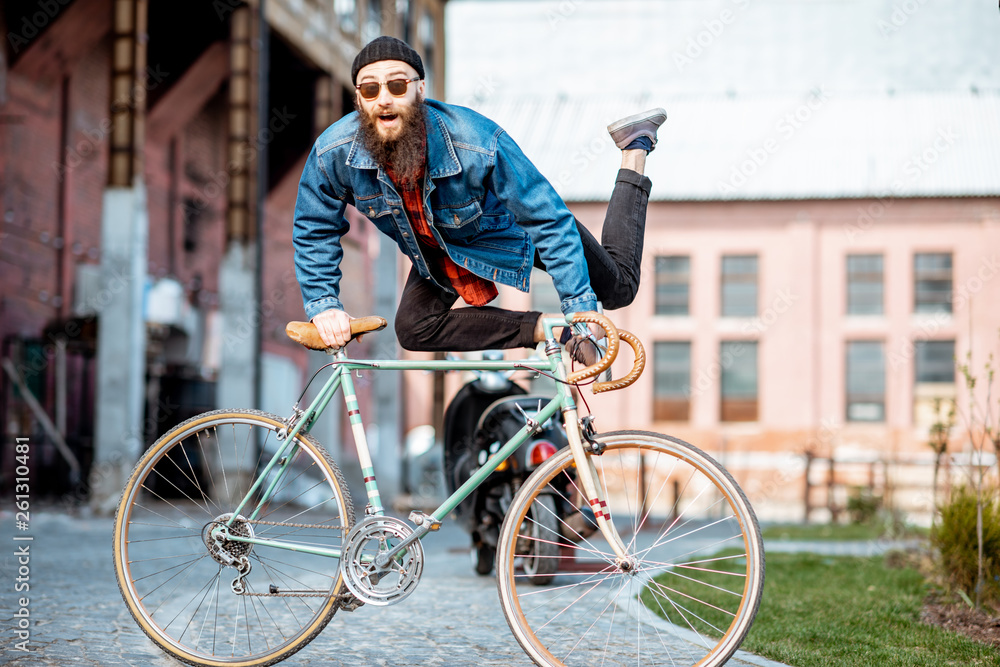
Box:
[616,555,640,575]
[203,513,255,566]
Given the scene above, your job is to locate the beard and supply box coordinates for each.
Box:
[356,95,427,187]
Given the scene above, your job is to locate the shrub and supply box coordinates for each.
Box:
[931,485,1000,604]
[847,486,881,524]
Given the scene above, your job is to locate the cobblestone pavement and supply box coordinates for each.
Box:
[1,509,790,667]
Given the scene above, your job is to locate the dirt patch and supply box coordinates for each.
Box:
[922,597,1000,648]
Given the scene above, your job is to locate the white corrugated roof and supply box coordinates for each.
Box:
[444,0,1000,201]
[463,91,1000,201]
[446,0,1000,99]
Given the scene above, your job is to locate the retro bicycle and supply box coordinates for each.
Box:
[112,312,765,667]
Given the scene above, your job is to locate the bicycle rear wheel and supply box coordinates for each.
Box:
[496,431,764,667]
[113,409,355,667]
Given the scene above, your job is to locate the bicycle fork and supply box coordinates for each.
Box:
[545,336,632,568]
[560,402,632,567]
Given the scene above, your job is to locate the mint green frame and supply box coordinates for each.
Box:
[215,316,577,559]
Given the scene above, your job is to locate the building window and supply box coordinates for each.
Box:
[720,341,757,422]
[913,340,956,428]
[653,342,691,421]
[396,0,411,43]
[419,10,435,93]
[916,341,956,383]
[914,253,952,313]
[654,256,690,315]
[362,0,382,42]
[529,269,560,394]
[335,0,357,33]
[847,254,883,315]
[846,341,885,422]
[721,255,757,317]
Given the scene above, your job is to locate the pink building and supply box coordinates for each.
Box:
[433,0,1000,522]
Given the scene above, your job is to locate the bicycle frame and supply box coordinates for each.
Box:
[213,316,630,564]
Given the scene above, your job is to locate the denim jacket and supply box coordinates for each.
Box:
[292,99,597,321]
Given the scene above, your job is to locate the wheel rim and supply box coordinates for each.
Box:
[497,432,764,667]
[114,412,352,665]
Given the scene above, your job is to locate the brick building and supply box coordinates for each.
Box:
[0,0,447,504]
[434,0,1000,523]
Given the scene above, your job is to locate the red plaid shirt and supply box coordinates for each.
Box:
[386,156,498,308]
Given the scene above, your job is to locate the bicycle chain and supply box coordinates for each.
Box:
[246,518,347,531]
[228,518,358,607]
[237,586,362,609]
[238,590,354,600]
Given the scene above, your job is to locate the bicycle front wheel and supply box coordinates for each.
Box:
[496,431,764,667]
[113,409,356,667]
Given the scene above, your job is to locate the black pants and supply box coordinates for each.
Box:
[394,169,652,352]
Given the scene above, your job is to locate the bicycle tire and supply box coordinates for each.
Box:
[113,409,356,667]
[496,430,765,667]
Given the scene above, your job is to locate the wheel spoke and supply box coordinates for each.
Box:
[114,410,355,665]
[496,432,764,666]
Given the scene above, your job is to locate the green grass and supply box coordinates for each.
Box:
[761,521,927,542]
[646,551,999,666]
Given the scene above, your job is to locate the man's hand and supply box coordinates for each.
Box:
[566,322,605,366]
[313,308,353,348]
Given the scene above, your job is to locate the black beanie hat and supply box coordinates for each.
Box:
[351,36,425,85]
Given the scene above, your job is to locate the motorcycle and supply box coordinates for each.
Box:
[442,350,576,584]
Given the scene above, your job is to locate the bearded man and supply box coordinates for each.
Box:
[293,36,665,359]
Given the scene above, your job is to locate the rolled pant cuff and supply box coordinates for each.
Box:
[616,168,652,196]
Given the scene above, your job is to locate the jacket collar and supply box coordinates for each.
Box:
[345,104,462,180]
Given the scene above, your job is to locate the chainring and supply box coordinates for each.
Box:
[341,516,424,606]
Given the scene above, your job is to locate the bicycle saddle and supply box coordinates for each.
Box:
[285,317,388,350]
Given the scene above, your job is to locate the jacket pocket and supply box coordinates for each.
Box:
[355,192,393,220]
[432,200,482,241]
[477,211,513,231]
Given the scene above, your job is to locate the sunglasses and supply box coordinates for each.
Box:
[355,78,421,100]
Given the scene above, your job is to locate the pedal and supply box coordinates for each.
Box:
[337,592,365,612]
[409,511,442,531]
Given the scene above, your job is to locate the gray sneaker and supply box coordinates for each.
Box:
[607,107,667,151]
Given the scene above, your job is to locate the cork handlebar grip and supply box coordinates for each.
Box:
[565,311,620,385]
[592,329,645,394]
